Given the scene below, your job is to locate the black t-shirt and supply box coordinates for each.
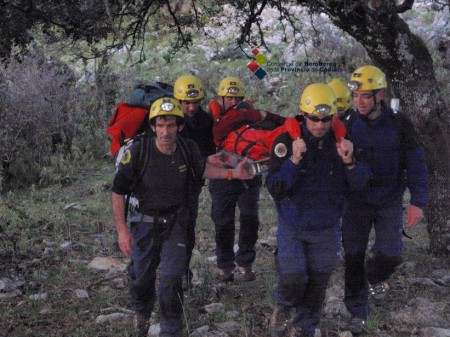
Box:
[181,108,216,158]
[112,136,205,213]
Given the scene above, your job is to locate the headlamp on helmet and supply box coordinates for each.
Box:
[161,101,175,112]
[299,83,337,117]
[227,86,241,95]
[174,75,204,101]
[347,81,361,91]
[314,104,332,115]
[185,87,200,99]
[217,76,245,97]
[349,65,387,91]
[149,97,184,122]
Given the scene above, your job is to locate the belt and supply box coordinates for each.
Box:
[130,207,182,224]
[138,205,182,217]
[128,212,155,223]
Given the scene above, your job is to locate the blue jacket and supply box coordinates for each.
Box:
[346,102,428,207]
[266,125,372,231]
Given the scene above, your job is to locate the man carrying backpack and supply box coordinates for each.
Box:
[342,65,428,333]
[173,74,219,289]
[111,97,254,337]
[266,83,371,337]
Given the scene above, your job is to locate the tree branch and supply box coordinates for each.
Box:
[396,0,415,13]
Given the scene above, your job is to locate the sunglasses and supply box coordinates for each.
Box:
[305,114,333,123]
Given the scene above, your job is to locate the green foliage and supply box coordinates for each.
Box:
[365,312,381,334]
[264,272,277,307]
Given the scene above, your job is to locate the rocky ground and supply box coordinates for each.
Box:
[0,164,449,337]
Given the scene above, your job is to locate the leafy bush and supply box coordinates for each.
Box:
[0,47,75,189]
[0,48,120,190]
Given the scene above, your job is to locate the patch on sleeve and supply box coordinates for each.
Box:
[274,143,288,158]
[120,149,132,165]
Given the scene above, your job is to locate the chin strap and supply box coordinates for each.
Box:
[364,90,382,118]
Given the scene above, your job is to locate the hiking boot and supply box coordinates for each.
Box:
[288,327,314,337]
[236,265,256,281]
[369,282,388,301]
[132,313,150,337]
[345,317,367,335]
[218,268,234,282]
[269,304,291,337]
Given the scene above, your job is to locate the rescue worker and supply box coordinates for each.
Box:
[173,74,218,289]
[266,83,371,337]
[209,76,264,282]
[327,77,357,122]
[342,65,428,332]
[111,97,254,337]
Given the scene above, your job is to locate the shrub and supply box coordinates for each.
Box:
[0,47,75,190]
[0,48,121,190]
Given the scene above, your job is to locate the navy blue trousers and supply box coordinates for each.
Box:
[342,204,403,319]
[274,225,340,334]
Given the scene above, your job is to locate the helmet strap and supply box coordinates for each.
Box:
[365,90,381,118]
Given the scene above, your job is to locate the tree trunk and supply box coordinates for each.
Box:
[323,0,450,255]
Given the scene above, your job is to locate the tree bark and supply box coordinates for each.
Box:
[321,0,450,255]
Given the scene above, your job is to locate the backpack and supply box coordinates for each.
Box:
[106,82,174,156]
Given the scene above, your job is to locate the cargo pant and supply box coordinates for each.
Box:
[128,209,188,336]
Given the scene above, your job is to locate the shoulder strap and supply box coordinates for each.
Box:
[389,111,420,150]
[342,111,356,137]
[138,133,152,181]
[176,136,197,181]
[120,134,151,222]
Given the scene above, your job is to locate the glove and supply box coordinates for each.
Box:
[405,205,424,228]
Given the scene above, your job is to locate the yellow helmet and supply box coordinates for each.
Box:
[217,76,245,97]
[299,83,337,116]
[149,97,184,122]
[348,65,387,91]
[327,77,352,113]
[173,74,204,101]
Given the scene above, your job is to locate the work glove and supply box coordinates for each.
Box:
[405,205,424,228]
